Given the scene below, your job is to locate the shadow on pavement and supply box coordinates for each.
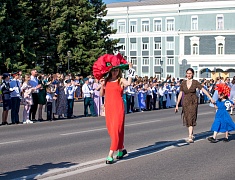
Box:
[217,133,235,142]
[0,162,77,179]
[124,130,214,161]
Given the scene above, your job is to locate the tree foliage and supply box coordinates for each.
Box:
[0,0,119,75]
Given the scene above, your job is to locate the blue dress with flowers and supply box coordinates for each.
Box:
[211,99,235,132]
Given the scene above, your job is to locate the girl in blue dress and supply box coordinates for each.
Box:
[208,83,235,143]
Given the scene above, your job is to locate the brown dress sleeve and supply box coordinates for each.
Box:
[180,80,185,92]
[194,80,203,90]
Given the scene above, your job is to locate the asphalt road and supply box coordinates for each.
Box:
[0,103,234,180]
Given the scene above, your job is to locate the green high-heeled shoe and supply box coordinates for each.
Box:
[106,156,114,164]
[116,149,127,159]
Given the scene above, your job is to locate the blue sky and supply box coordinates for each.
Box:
[103,0,137,4]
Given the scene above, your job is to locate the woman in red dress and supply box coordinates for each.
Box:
[100,63,133,164]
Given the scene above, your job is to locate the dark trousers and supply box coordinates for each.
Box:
[152,95,157,109]
[46,102,52,120]
[30,93,38,120]
[200,94,204,104]
[84,97,96,117]
[131,96,135,111]
[11,97,21,123]
[126,94,132,113]
[146,95,152,110]
[159,96,163,109]
[67,99,74,118]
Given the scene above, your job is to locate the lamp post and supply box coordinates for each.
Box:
[160,59,163,80]
[67,50,71,73]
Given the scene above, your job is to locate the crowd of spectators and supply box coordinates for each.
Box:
[0,69,232,126]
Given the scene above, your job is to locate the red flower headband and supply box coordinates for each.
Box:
[214,83,231,97]
[93,53,128,80]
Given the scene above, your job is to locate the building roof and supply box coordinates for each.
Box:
[107,0,234,8]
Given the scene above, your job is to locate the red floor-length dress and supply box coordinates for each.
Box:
[105,80,125,151]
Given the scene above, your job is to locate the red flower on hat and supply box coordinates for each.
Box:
[92,53,128,80]
[215,83,231,97]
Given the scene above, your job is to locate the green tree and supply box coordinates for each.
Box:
[48,0,119,75]
[0,0,37,73]
[0,0,120,75]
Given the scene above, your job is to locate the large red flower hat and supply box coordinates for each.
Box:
[93,53,129,80]
[214,83,231,97]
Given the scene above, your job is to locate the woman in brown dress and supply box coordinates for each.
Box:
[175,68,215,143]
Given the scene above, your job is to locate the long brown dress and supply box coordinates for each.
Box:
[180,80,202,127]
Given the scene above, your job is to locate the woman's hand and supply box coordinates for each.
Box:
[210,99,215,104]
[100,78,105,88]
[175,105,179,113]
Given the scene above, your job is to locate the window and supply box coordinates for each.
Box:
[191,16,198,30]
[142,58,149,65]
[154,58,161,65]
[117,21,126,33]
[154,42,161,50]
[167,57,174,65]
[166,19,174,31]
[131,57,137,65]
[166,42,174,50]
[217,15,224,30]
[190,36,200,55]
[215,36,225,55]
[192,43,199,55]
[218,43,224,55]
[153,19,162,32]
[130,42,137,50]
[142,43,149,50]
[142,20,150,32]
[130,20,137,33]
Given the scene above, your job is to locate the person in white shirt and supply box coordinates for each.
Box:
[21,74,35,124]
[46,87,53,121]
[158,84,166,109]
[29,69,41,120]
[10,72,21,124]
[64,79,77,118]
[126,83,135,113]
[82,78,96,117]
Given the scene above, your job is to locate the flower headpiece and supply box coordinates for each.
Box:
[214,83,231,97]
[93,53,129,80]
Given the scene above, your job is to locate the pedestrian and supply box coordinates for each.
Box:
[29,69,40,121]
[0,73,12,125]
[21,74,35,124]
[98,56,134,165]
[208,83,235,143]
[56,80,67,119]
[10,72,21,124]
[229,76,235,115]
[37,74,47,121]
[46,87,53,121]
[64,79,77,119]
[82,78,96,117]
[92,78,102,116]
[93,53,133,164]
[175,68,215,143]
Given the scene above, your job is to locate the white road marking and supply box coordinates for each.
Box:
[22,131,213,180]
[60,119,162,136]
[60,111,214,136]
[0,140,24,145]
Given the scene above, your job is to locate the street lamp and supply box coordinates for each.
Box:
[67,50,71,73]
[160,59,163,80]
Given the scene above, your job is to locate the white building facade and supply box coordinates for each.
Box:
[105,0,235,80]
